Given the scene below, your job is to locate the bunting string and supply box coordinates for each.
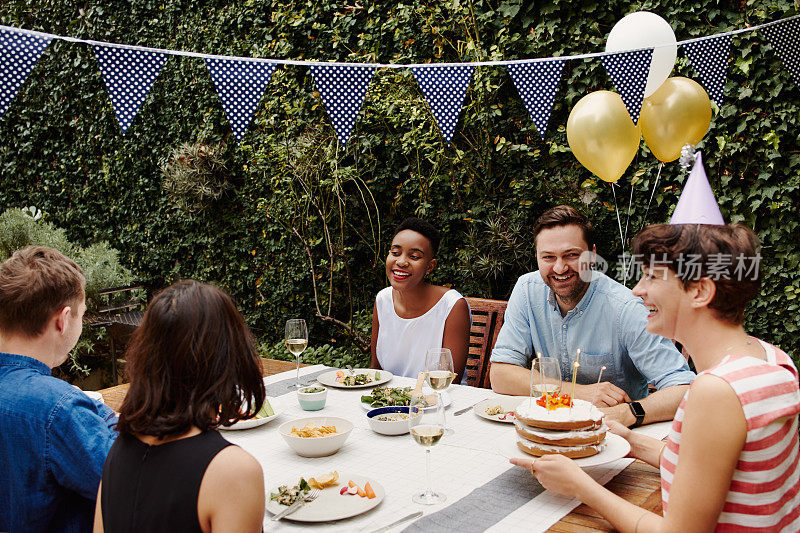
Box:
[1,14,799,143]
[2,14,798,68]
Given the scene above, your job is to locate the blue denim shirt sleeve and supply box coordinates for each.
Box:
[618,299,696,389]
[490,275,532,367]
[46,388,118,501]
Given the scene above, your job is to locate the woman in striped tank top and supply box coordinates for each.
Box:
[511,223,800,532]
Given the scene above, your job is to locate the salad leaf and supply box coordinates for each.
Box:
[361,386,413,407]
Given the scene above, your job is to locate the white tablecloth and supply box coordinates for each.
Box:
[223,365,670,533]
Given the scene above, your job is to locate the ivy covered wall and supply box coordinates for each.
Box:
[1,0,798,363]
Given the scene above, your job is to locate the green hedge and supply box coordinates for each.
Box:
[1,0,798,364]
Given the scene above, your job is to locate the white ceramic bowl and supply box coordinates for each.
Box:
[279,416,353,457]
[366,406,413,435]
[297,386,327,411]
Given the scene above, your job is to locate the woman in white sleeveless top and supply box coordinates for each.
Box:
[370,218,471,384]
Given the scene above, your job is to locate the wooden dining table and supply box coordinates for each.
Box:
[98,359,663,532]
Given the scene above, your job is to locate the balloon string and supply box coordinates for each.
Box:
[639,162,664,233]
[622,177,635,281]
[611,183,627,285]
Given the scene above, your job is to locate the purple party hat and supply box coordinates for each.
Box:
[669,152,725,225]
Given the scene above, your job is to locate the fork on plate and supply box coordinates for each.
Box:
[271,488,321,521]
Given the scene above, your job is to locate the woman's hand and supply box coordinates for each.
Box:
[607,420,632,441]
[607,420,664,464]
[510,455,595,499]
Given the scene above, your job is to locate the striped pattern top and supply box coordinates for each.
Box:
[660,340,800,531]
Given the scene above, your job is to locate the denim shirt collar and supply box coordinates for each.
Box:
[0,352,52,376]
[546,271,600,317]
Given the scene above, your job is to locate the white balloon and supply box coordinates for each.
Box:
[605,11,677,97]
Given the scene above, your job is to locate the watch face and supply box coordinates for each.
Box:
[630,402,645,417]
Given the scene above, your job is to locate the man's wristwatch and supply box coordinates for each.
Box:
[627,401,645,428]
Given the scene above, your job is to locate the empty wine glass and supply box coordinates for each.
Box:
[284,319,308,388]
[408,395,446,505]
[425,348,455,435]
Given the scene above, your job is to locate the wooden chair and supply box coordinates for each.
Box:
[84,284,148,384]
[464,297,507,389]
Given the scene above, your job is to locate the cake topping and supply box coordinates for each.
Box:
[536,393,572,410]
[515,397,604,423]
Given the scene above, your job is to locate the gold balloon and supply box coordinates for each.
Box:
[567,91,641,183]
[639,77,712,162]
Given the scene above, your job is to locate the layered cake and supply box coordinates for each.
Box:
[514,394,607,458]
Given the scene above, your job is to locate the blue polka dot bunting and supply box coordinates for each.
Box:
[0,28,52,120]
[600,48,653,125]
[506,59,565,139]
[682,34,732,107]
[92,45,168,134]
[206,58,276,144]
[411,65,474,145]
[308,64,377,147]
[761,18,800,88]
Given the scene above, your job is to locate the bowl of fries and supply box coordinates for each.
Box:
[278,416,353,457]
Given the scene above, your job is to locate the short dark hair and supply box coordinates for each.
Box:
[0,246,85,337]
[632,224,761,326]
[117,280,265,438]
[532,205,595,249]
[395,217,441,256]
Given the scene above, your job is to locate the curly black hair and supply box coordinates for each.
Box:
[395,217,441,256]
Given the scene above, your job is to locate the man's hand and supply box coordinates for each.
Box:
[573,382,631,407]
[599,403,635,426]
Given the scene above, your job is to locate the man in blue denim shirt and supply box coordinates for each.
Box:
[490,206,695,426]
[0,246,118,532]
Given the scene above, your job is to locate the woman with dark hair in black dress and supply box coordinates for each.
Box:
[94,280,266,533]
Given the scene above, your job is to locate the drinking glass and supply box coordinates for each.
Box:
[408,395,446,505]
[425,348,455,435]
[284,319,308,388]
[530,357,562,398]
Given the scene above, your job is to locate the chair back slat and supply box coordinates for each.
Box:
[83,284,149,385]
[464,297,507,388]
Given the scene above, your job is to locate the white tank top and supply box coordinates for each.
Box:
[375,287,469,384]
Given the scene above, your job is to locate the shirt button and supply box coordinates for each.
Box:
[579,311,583,315]
[563,324,567,329]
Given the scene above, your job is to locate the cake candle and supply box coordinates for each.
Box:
[569,361,579,416]
[591,366,606,406]
[530,353,542,409]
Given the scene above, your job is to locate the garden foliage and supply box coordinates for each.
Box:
[0,208,133,302]
[0,0,798,367]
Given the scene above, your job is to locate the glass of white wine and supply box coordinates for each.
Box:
[531,356,562,398]
[285,319,308,388]
[425,348,456,435]
[408,395,446,505]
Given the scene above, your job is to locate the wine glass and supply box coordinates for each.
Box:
[408,395,446,505]
[425,348,455,435]
[530,356,562,407]
[284,319,308,388]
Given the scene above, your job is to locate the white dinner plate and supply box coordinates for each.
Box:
[317,369,393,389]
[361,390,451,411]
[497,432,631,468]
[474,396,528,423]
[220,397,282,431]
[266,473,385,522]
